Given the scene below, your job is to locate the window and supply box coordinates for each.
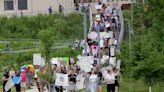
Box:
[4,0,14,10]
[18,0,27,10]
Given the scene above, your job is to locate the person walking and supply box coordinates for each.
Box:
[20,70,27,92]
[113,67,120,92]
[88,68,98,92]
[15,71,21,92]
[105,68,115,92]
[26,67,33,89]
[68,68,78,92]
[2,70,11,92]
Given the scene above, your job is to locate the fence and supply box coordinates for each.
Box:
[118,6,125,54]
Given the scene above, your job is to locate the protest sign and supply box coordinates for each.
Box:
[100,40,104,48]
[109,57,116,66]
[77,56,94,72]
[50,58,60,66]
[5,77,15,91]
[63,57,69,65]
[41,58,45,66]
[55,73,69,87]
[13,76,21,84]
[33,54,42,65]
[70,58,75,63]
[116,59,121,69]
[76,74,85,90]
[95,5,102,10]
[96,15,101,21]
[110,46,115,56]
[105,21,110,28]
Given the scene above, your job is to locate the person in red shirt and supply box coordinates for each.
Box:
[20,70,27,92]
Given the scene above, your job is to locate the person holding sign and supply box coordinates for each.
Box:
[88,68,98,92]
[2,70,11,92]
[105,68,116,92]
[68,69,78,92]
[113,67,120,92]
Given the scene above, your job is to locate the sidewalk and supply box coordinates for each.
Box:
[25,86,48,92]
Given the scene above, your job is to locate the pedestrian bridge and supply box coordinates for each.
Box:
[82,0,132,14]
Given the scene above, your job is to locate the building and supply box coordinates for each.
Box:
[0,0,132,16]
[0,0,74,16]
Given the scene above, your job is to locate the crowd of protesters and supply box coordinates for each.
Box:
[2,2,121,92]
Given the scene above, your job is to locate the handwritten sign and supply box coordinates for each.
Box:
[55,73,69,87]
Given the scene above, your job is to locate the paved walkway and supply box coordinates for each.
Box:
[25,86,48,92]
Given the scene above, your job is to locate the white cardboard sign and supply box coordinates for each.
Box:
[55,73,69,87]
[95,5,102,10]
[33,54,42,65]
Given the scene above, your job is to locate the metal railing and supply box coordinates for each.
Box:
[118,7,125,54]
[89,7,93,32]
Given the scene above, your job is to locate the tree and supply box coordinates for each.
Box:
[122,0,164,92]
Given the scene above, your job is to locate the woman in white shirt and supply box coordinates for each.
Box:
[105,68,115,92]
[89,68,98,92]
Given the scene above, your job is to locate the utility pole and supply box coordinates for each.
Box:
[129,25,132,58]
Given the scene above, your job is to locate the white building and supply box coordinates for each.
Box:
[0,0,74,16]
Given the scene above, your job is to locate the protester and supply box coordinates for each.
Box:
[55,67,63,92]
[26,67,33,89]
[68,68,78,92]
[48,6,53,14]
[97,67,103,92]
[75,3,79,11]
[9,68,15,78]
[59,5,63,13]
[105,68,116,92]
[34,66,40,91]
[15,71,21,92]
[20,70,27,92]
[88,68,98,92]
[113,67,120,92]
[2,69,11,92]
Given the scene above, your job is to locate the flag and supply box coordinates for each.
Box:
[5,77,15,91]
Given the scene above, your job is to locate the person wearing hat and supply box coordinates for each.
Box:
[26,67,33,89]
[20,70,27,92]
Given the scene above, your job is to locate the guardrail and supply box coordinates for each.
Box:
[118,7,125,54]
[89,7,93,32]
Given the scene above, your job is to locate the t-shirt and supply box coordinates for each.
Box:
[68,74,77,83]
[26,70,32,79]
[20,73,26,82]
[89,74,97,83]
[106,73,115,84]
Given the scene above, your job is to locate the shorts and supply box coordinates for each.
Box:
[115,80,119,87]
[27,78,32,84]
[107,84,115,92]
[69,83,77,91]
[21,82,26,88]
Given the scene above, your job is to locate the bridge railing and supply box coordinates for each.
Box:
[118,7,125,54]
